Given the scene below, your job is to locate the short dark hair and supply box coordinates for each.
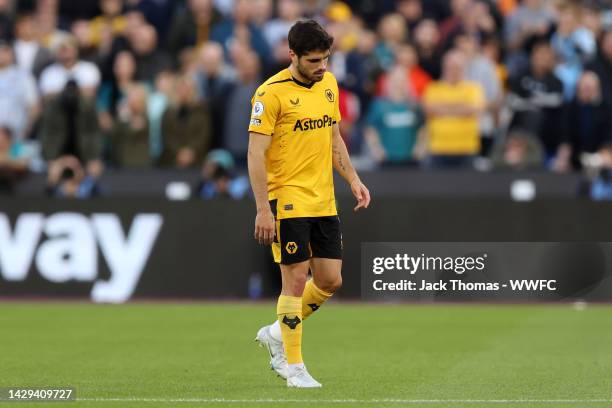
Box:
[288,20,334,57]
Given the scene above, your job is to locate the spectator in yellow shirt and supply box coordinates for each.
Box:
[422,50,485,168]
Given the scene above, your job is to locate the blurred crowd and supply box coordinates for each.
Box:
[0,0,611,198]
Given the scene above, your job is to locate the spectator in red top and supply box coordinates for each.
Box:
[375,42,431,100]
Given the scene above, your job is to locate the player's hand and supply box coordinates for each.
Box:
[254,209,276,245]
[350,178,370,211]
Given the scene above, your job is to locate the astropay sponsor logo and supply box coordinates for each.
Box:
[0,213,163,303]
[292,115,334,132]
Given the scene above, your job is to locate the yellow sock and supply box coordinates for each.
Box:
[277,295,303,364]
[302,279,333,320]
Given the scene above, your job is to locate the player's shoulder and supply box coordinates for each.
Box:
[322,71,339,88]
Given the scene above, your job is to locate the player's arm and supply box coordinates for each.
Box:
[332,123,370,211]
[248,132,275,245]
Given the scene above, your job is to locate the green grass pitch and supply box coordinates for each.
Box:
[0,303,610,408]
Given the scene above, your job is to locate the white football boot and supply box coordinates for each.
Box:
[286,363,322,388]
[255,325,289,379]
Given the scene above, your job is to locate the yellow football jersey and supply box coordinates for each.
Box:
[423,81,485,155]
[248,68,341,220]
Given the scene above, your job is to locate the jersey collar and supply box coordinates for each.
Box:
[286,68,316,89]
[291,75,315,89]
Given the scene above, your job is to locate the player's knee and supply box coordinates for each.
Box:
[284,275,308,296]
[321,275,342,293]
[292,281,308,296]
[331,275,342,292]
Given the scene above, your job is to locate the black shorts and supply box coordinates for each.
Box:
[270,200,342,265]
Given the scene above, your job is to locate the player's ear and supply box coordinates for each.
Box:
[289,49,297,64]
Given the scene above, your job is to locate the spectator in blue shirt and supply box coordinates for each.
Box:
[364,67,424,167]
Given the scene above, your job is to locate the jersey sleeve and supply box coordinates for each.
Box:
[248,86,281,136]
[333,78,341,124]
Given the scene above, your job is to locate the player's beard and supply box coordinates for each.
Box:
[297,62,325,83]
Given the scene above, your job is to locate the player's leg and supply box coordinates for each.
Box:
[275,220,322,387]
[257,218,321,386]
[262,260,336,381]
[302,258,341,320]
[277,259,309,367]
[272,217,311,368]
[256,214,305,379]
[302,215,343,319]
[279,259,323,387]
